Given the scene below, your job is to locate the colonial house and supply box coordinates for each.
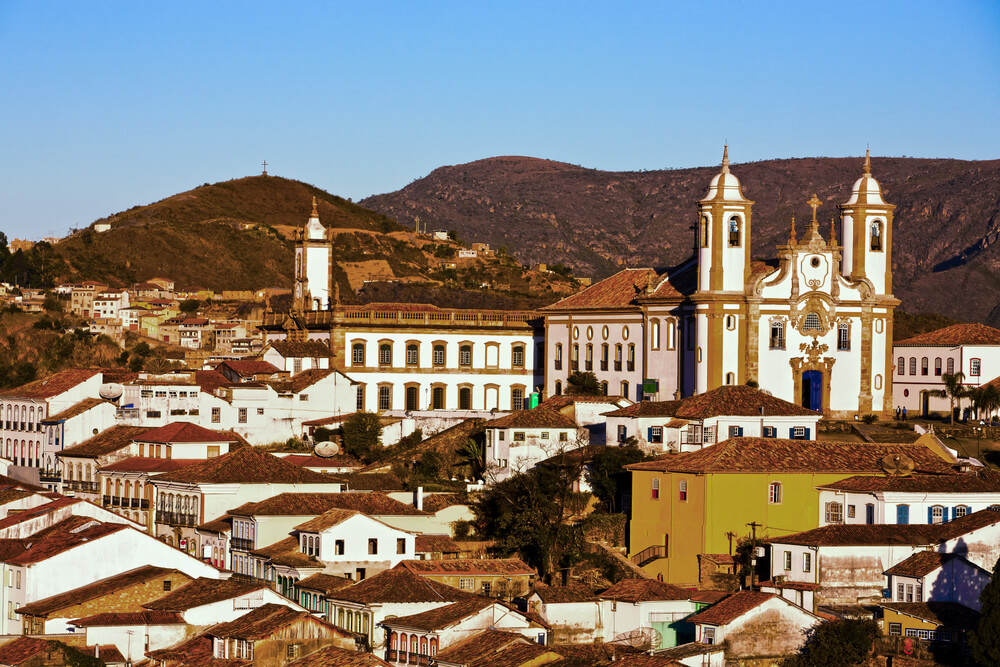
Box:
[92,289,130,322]
[526,583,599,644]
[603,384,820,453]
[57,425,149,501]
[394,559,535,600]
[483,410,583,482]
[597,578,699,649]
[431,630,563,667]
[69,281,108,318]
[626,437,956,584]
[67,611,189,663]
[38,398,117,489]
[261,341,334,376]
[878,602,980,652]
[884,552,990,610]
[142,576,307,626]
[216,360,283,384]
[687,591,820,660]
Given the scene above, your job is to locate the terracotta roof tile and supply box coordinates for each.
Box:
[384,597,505,632]
[775,508,1000,547]
[542,268,660,311]
[40,398,109,424]
[397,558,535,576]
[626,439,952,474]
[895,323,1000,346]
[217,360,278,379]
[249,536,300,559]
[16,565,182,617]
[284,645,392,667]
[196,514,232,534]
[818,469,1000,493]
[879,601,980,629]
[328,567,475,604]
[5,519,128,566]
[431,630,530,666]
[688,590,776,625]
[90,644,126,663]
[71,610,185,626]
[152,447,338,484]
[144,578,268,611]
[415,534,460,554]
[232,492,425,518]
[100,457,202,473]
[282,454,363,469]
[486,409,579,430]
[884,552,968,577]
[208,603,343,640]
[194,370,233,393]
[598,578,689,602]
[603,401,683,418]
[603,655,681,667]
[421,494,466,513]
[145,632,251,666]
[269,368,339,394]
[269,341,334,358]
[0,637,53,664]
[293,509,364,533]
[0,369,99,399]
[57,425,148,460]
[296,573,354,595]
[531,582,596,603]
[677,386,820,418]
[136,422,239,444]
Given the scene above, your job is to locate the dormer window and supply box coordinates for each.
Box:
[728,216,741,247]
[870,220,883,251]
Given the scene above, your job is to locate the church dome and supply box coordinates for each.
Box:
[701,146,750,202]
[844,150,887,206]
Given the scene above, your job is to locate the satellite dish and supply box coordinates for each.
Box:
[881,453,915,476]
[610,627,661,651]
[313,441,340,458]
[99,383,123,400]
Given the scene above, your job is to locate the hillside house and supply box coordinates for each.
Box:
[483,410,582,482]
[394,559,535,600]
[884,552,990,610]
[142,576,307,626]
[262,341,334,376]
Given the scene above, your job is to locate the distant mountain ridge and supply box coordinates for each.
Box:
[361,155,1000,324]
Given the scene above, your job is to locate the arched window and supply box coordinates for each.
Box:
[651,320,660,349]
[870,220,883,250]
[726,315,736,330]
[351,343,365,366]
[570,344,579,371]
[934,358,942,376]
[406,344,419,366]
[621,381,629,400]
[601,344,609,370]
[725,372,735,385]
[897,357,905,375]
[614,344,623,371]
[728,216,741,247]
[555,344,563,370]
[954,505,970,518]
[432,344,445,366]
[378,343,392,366]
[909,358,917,375]
[770,321,786,349]
[700,215,709,248]
[769,482,782,504]
[678,480,688,502]
[930,505,945,524]
[627,344,635,371]
[459,345,472,367]
[921,357,929,375]
[600,381,608,395]
[420,638,428,656]
[554,381,562,396]
[825,502,843,524]
[459,387,472,410]
[585,344,593,371]
[947,358,955,374]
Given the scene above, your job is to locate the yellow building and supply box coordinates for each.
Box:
[626,437,955,584]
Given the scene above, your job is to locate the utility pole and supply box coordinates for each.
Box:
[725,531,736,556]
[746,521,762,590]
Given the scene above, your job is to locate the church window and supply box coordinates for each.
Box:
[909,358,917,375]
[356,385,365,411]
[934,358,942,376]
[728,216,741,247]
[432,386,445,410]
[971,358,981,376]
[570,344,579,371]
[511,387,524,410]
[614,344,623,371]
[459,345,472,367]
[554,344,563,371]
[433,344,445,366]
[352,343,365,366]
[459,387,472,410]
[921,357,929,376]
[627,344,635,371]
[650,320,660,350]
[667,321,676,350]
[870,220,883,251]
[601,381,608,395]
[554,381,562,396]
[378,386,391,411]
[601,344,609,371]
[726,315,736,330]
[770,321,785,349]
[874,374,882,391]
[838,323,851,351]
[378,344,392,366]
[725,372,735,385]
[825,502,843,524]
[406,344,419,366]
[947,358,955,374]
[700,216,709,247]
[621,381,629,399]
[804,312,821,331]
[585,344,593,371]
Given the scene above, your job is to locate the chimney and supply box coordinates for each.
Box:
[414,486,424,511]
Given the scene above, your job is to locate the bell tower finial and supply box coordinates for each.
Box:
[788,215,797,244]
[721,144,730,174]
[311,196,318,217]
[863,147,871,176]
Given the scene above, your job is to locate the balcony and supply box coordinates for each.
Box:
[627,361,635,372]
[38,471,61,484]
[614,361,622,371]
[231,537,255,552]
[554,360,562,371]
[631,545,668,567]
[66,480,99,493]
[600,361,608,371]
[585,361,593,371]
[385,651,431,666]
[156,511,197,527]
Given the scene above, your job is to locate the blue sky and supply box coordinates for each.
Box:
[1,0,998,240]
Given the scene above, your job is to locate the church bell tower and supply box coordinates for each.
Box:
[293,197,333,312]
[838,150,895,295]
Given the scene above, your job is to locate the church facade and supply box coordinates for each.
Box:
[542,150,897,418]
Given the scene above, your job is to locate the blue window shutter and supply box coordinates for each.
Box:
[737,426,744,436]
[898,505,908,524]
[927,507,934,524]
[647,427,653,441]
[943,507,949,523]
[789,428,795,438]
[804,428,811,440]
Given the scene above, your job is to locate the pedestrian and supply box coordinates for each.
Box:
[895,406,901,421]
[902,407,907,421]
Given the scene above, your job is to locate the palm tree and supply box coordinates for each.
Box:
[981,384,1000,424]
[942,372,966,423]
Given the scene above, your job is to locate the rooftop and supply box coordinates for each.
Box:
[2,518,127,566]
[383,597,507,632]
[895,323,1000,347]
[296,573,355,595]
[136,421,240,444]
[531,582,596,604]
[269,368,341,394]
[229,491,423,517]
[485,409,579,430]
[542,265,695,311]
[143,577,268,611]
[604,385,819,419]
[687,591,776,626]
[772,508,1000,547]
[70,610,185,627]
[879,601,981,629]
[818,469,1000,493]
[327,567,475,605]
[40,397,109,424]
[100,457,202,474]
[598,578,689,603]
[396,558,535,577]
[884,552,975,578]
[415,534,461,554]
[284,645,392,667]
[16,565,182,617]
[208,603,340,640]
[152,446,338,485]
[0,369,99,399]
[268,340,334,358]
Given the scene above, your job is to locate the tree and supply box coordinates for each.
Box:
[942,371,966,423]
[340,412,383,462]
[585,445,647,512]
[970,555,1000,666]
[566,371,602,396]
[784,619,879,667]
[178,298,200,314]
[456,438,486,481]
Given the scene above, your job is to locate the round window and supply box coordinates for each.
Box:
[903,389,909,397]
[587,326,594,340]
[622,326,630,340]
[810,257,821,268]
[602,326,610,340]
[572,327,579,340]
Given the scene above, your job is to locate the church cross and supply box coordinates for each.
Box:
[262,160,268,175]
[807,194,822,223]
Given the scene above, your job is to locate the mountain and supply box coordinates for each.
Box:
[361,155,1000,324]
[15,176,576,308]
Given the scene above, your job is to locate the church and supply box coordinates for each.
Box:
[541,149,897,418]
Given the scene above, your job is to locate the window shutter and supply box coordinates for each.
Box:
[789,428,795,438]
[943,507,949,523]
[736,426,744,436]
[927,507,934,524]
[647,427,653,441]
[804,428,811,440]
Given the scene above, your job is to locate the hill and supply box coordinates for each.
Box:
[8,176,577,307]
[361,155,1000,324]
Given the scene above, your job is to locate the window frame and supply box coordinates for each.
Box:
[768,482,782,504]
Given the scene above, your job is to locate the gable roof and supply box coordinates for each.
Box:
[598,578,689,602]
[879,601,981,629]
[269,368,339,393]
[884,551,987,578]
[895,323,1000,346]
[293,509,365,533]
[296,573,355,595]
[687,591,777,625]
[485,409,578,430]
[16,565,182,617]
[604,386,818,419]
[530,582,596,604]
[542,266,695,311]
[0,369,99,399]
[0,637,56,665]
[284,645,392,667]
[218,360,280,376]
[40,398,109,424]
[1,518,128,566]
[626,439,952,475]
[136,422,238,444]
[773,509,1000,547]
[396,558,535,577]
[269,340,334,358]
[384,597,514,632]
[70,610,185,627]
[432,630,553,667]
[208,603,342,640]
[143,577,268,611]
[327,567,475,605]
[415,534,461,554]
[152,446,337,484]
[100,457,202,474]
[229,492,425,518]
[57,425,149,460]
[818,468,1000,493]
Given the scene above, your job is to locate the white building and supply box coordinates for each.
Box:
[483,409,583,482]
[687,591,820,660]
[884,552,990,610]
[92,289,130,322]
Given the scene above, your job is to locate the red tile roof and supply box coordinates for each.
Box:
[144,577,269,611]
[89,644,126,663]
[100,457,202,473]
[293,509,365,533]
[328,567,475,604]
[383,597,509,632]
[396,558,535,577]
[281,454,362,469]
[543,265,695,311]
[818,469,1000,493]
[598,578,690,602]
[626,439,952,474]
[196,514,232,534]
[431,630,553,667]
[249,536,299,559]
[40,398,109,424]
[605,386,818,419]
[57,425,148,460]
[773,510,1000,547]
[884,552,971,578]
[208,603,343,640]
[486,409,579,430]
[5,519,127,566]
[602,401,684,418]
[152,446,338,484]
[230,492,425,517]
[879,601,980,629]
[218,360,281,376]
[136,422,239,444]
[194,369,233,393]
[269,368,340,394]
[296,573,354,595]
[144,632,251,666]
[531,582,596,603]
[688,591,776,625]
[71,610,185,626]
[895,323,1000,346]
[269,341,334,358]
[284,645,392,667]
[0,637,53,664]
[0,369,99,399]
[415,534,460,554]
[537,395,626,410]
[16,565,183,617]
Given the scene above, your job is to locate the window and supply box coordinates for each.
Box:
[955,505,969,518]
[481,582,491,596]
[163,580,172,592]
[762,426,777,438]
[627,344,635,372]
[930,505,945,524]
[356,385,365,411]
[378,386,391,411]
[825,502,843,524]
[728,216,740,247]
[700,215,709,247]
[600,344,609,371]
[458,578,474,590]
[512,345,524,368]
[433,344,445,366]
[379,344,392,366]
[916,583,923,602]
[397,538,406,554]
[651,320,660,350]
[804,312,821,331]
[511,431,525,443]
[897,356,905,375]
[703,426,715,444]
[238,408,247,424]
[617,425,627,443]
[934,357,942,376]
[848,504,856,518]
[540,432,549,440]
[405,386,419,411]
[921,357,928,375]
[897,504,910,525]
[293,358,302,374]
[257,408,264,415]
[770,321,785,349]
[211,407,221,424]
[678,480,687,502]
[838,323,850,351]
[585,344,593,371]
[368,538,378,555]
[649,426,663,443]
[615,344,622,371]
[909,357,917,375]
[802,552,812,573]
[888,623,901,636]
[971,358,982,376]
[703,627,716,645]
[559,432,568,441]
[621,381,629,400]
[432,386,445,410]
[335,539,344,555]
[555,344,563,371]
[554,381,562,396]
[571,344,579,371]
[769,482,782,504]
[651,478,660,499]
[947,358,955,374]
[870,220,883,250]
[783,551,792,571]
[146,410,161,418]
[459,387,472,410]
[459,345,472,366]
[406,344,418,366]
[512,387,524,410]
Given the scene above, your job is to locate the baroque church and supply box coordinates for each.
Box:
[542,149,897,418]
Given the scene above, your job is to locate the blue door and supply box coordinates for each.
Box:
[802,370,823,411]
